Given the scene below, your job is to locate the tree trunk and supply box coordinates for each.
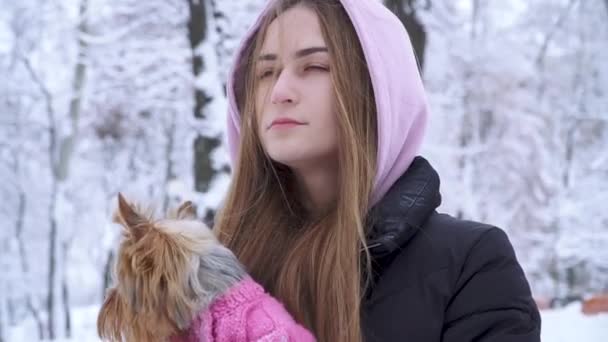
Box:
[384,0,428,72]
[21,48,62,339]
[102,250,115,298]
[15,176,44,339]
[52,0,88,336]
[163,111,177,213]
[455,0,480,220]
[61,241,71,337]
[188,0,221,195]
[26,298,45,339]
[47,183,58,339]
[193,135,221,194]
[0,281,5,342]
[187,0,210,120]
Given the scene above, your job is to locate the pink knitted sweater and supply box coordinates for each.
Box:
[171,277,316,342]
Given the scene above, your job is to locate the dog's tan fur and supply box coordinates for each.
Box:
[98,194,245,341]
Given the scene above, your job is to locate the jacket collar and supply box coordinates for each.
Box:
[366,156,442,258]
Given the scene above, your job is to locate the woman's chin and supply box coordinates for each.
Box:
[267,152,308,168]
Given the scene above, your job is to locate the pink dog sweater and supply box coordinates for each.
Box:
[171,277,316,342]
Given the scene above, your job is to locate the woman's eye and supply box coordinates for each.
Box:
[258,70,274,80]
[305,65,329,72]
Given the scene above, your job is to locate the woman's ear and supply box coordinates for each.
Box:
[175,201,197,220]
[114,193,149,240]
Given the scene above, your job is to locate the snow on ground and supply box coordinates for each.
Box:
[6,303,608,341]
[8,306,100,342]
[541,303,608,342]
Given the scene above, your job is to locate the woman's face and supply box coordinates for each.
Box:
[255,4,338,169]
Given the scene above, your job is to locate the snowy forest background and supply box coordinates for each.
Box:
[0,0,607,340]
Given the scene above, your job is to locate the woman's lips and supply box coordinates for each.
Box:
[268,118,307,129]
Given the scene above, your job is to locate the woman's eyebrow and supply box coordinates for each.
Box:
[258,46,328,61]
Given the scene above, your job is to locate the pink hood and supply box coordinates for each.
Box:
[225,0,429,207]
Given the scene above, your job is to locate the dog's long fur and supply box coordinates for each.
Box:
[98,194,246,341]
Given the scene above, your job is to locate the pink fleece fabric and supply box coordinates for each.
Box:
[171,277,315,342]
[225,0,429,207]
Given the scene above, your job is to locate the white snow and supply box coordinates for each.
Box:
[541,304,608,342]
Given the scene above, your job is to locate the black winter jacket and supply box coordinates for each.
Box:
[361,156,541,341]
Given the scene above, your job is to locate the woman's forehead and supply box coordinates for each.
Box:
[260,5,325,55]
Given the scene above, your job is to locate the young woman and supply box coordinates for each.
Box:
[215,0,542,341]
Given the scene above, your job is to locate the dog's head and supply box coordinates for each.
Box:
[97,194,221,341]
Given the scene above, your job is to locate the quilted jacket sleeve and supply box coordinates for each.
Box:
[442,227,542,342]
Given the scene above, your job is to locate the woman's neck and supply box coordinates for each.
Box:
[292,162,339,216]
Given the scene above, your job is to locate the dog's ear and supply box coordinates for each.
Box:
[175,201,197,220]
[114,193,149,240]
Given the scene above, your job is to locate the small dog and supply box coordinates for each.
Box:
[97,193,246,342]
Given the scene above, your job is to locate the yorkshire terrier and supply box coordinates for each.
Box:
[98,194,315,342]
[97,194,247,341]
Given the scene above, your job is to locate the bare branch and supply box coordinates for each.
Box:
[535,0,579,68]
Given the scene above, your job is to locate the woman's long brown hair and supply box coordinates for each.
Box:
[215,1,378,341]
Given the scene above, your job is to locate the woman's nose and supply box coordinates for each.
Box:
[270,71,299,105]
